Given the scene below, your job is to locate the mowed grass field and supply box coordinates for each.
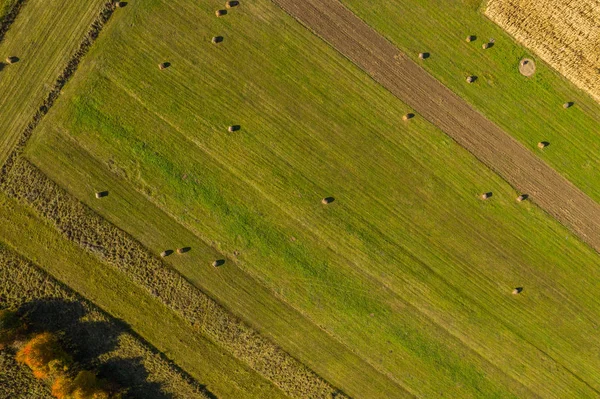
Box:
[340,0,600,203]
[17,0,600,397]
[0,0,108,163]
[0,192,285,399]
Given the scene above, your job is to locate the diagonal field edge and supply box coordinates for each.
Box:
[269,0,600,393]
[268,0,600,254]
[0,0,27,45]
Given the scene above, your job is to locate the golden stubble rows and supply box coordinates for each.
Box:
[485,0,600,102]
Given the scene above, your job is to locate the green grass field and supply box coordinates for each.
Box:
[0,0,108,163]
[11,0,600,397]
[340,0,600,202]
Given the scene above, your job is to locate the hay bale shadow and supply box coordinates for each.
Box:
[538,141,550,149]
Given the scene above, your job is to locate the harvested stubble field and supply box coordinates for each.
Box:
[6,0,599,397]
[485,0,600,103]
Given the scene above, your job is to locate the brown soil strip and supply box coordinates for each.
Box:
[270,0,600,254]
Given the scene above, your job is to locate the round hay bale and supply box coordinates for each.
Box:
[402,113,414,121]
[481,192,492,200]
[563,101,574,109]
[225,0,239,8]
[228,125,240,132]
[466,75,475,83]
[537,141,549,149]
[5,56,18,64]
[212,259,225,267]
[321,197,334,205]
[418,52,429,60]
[482,42,492,49]
[512,287,523,295]
[177,247,190,254]
[466,35,476,43]
[516,194,528,202]
[95,191,108,199]
[215,9,227,17]
[114,1,127,7]
[160,250,173,257]
[212,36,223,44]
[158,62,170,70]
[519,58,536,77]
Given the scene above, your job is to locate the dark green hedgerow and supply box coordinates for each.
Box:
[1,158,347,399]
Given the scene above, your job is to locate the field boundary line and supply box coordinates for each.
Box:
[0,0,27,45]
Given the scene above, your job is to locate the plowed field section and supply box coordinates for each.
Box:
[271,0,600,253]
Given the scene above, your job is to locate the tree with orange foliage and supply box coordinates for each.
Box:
[51,370,120,399]
[15,332,71,380]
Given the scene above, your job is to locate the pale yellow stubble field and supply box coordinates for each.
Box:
[486,0,600,102]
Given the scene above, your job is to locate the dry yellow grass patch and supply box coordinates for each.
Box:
[485,0,600,102]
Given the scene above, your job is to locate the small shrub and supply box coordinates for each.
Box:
[16,332,72,380]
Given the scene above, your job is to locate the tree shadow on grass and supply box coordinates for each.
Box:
[17,298,216,399]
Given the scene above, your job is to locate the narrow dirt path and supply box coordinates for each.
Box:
[270,0,600,253]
